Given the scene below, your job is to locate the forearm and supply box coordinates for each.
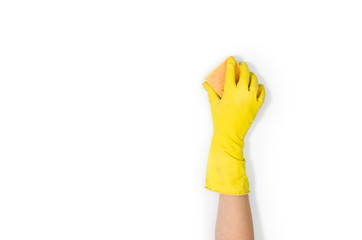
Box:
[216,194,254,240]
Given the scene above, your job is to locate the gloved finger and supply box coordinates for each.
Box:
[237,62,249,89]
[249,72,259,93]
[257,84,265,107]
[203,82,220,103]
[224,57,237,94]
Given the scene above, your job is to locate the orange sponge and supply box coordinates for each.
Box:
[205,58,240,98]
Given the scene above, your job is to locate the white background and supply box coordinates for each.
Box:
[1,1,362,239]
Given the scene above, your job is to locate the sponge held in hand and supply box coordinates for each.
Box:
[205,58,240,98]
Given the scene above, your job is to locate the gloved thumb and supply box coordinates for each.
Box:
[202,82,220,103]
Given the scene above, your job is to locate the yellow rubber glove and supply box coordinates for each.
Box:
[203,57,265,195]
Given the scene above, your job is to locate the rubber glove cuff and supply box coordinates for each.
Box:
[205,136,249,195]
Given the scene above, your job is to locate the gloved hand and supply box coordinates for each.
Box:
[203,56,265,195]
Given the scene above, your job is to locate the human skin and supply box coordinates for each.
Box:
[215,194,254,240]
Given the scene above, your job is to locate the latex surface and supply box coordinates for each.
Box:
[203,57,265,195]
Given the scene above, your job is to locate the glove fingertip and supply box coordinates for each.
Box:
[203,81,220,103]
[257,84,266,105]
